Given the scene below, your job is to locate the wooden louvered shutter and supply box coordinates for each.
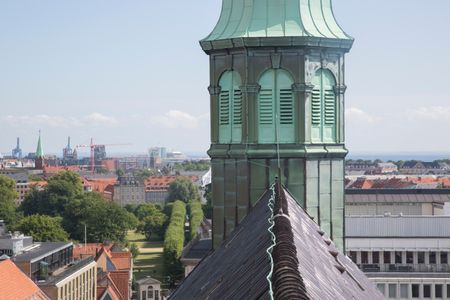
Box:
[218,71,242,144]
[311,69,337,143]
[311,88,322,126]
[324,89,335,125]
[279,89,293,125]
[259,89,274,125]
[219,91,230,126]
[232,89,242,142]
[233,89,242,125]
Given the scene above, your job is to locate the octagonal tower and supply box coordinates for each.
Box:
[201,0,353,249]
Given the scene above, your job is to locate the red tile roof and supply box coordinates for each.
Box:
[110,252,132,271]
[109,271,130,300]
[145,175,198,191]
[0,259,49,300]
[73,243,113,259]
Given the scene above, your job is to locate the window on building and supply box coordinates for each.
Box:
[418,252,425,264]
[406,252,413,264]
[142,291,147,300]
[423,285,431,298]
[361,252,368,264]
[395,251,402,264]
[430,252,437,264]
[218,70,242,144]
[400,284,408,298]
[148,286,154,299]
[258,69,295,144]
[311,68,337,143]
[435,284,443,298]
[349,251,357,263]
[441,252,448,264]
[412,284,420,298]
[388,284,397,298]
[447,285,450,298]
[372,251,379,264]
[384,252,391,264]
[377,284,386,295]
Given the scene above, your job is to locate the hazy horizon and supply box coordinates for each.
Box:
[1,1,450,155]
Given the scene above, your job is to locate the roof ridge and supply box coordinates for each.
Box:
[271,180,309,300]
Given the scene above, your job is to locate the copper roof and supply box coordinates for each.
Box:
[170,181,383,299]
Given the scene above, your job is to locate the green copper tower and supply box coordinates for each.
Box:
[35,130,45,169]
[202,0,353,249]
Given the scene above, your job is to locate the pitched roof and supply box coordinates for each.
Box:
[109,271,130,300]
[0,259,49,300]
[170,181,383,299]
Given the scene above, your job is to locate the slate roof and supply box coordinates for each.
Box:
[170,181,383,300]
[14,242,72,263]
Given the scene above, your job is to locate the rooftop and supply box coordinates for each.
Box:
[14,242,72,263]
[40,256,95,286]
[202,0,352,47]
[170,181,382,299]
[346,188,450,204]
[0,259,49,300]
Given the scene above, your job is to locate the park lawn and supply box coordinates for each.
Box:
[127,231,165,282]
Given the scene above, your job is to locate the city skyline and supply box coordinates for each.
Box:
[1,1,450,155]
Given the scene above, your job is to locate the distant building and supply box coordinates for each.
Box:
[180,219,212,277]
[35,131,45,170]
[345,161,376,175]
[145,176,199,204]
[400,161,450,175]
[136,277,163,300]
[375,162,398,174]
[345,189,450,216]
[346,215,450,299]
[74,243,133,300]
[38,257,97,300]
[2,172,30,204]
[62,136,77,163]
[11,137,23,159]
[113,175,146,205]
[0,259,49,299]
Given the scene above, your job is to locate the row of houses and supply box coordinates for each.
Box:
[0,222,161,300]
[346,161,450,176]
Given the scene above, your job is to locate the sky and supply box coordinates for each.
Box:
[1,1,450,157]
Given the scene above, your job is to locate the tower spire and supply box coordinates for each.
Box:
[36,130,44,158]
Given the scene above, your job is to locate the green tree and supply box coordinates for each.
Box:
[163,201,186,286]
[134,169,154,181]
[188,200,204,241]
[65,193,138,243]
[21,170,84,217]
[0,175,20,227]
[140,213,168,240]
[166,177,200,203]
[15,215,69,242]
[129,243,140,262]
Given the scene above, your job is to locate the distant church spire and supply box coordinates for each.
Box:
[35,130,45,169]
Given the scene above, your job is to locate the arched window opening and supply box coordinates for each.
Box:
[311,69,337,143]
[257,69,295,144]
[218,71,242,144]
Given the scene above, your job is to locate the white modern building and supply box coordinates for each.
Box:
[346,215,450,299]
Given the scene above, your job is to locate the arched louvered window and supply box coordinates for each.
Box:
[258,69,295,144]
[311,69,337,143]
[218,71,242,143]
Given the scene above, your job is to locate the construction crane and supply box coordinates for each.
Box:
[76,138,130,174]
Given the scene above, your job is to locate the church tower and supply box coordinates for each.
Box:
[201,0,353,249]
[35,131,45,170]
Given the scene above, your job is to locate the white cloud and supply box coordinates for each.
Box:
[345,107,380,123]
[406,106,450,122]
[150,110,208,129]
[84,113,118,126]
[1,113,117,128]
